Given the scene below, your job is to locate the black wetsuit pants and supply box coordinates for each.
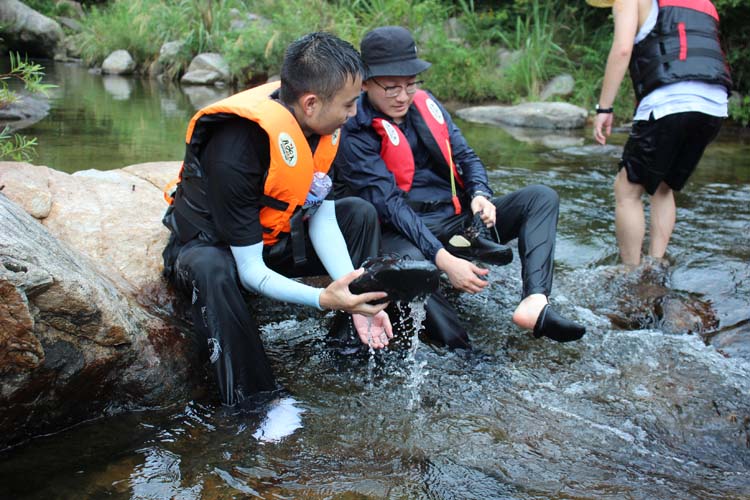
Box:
[163,197,380,405]
[383,184,560,347]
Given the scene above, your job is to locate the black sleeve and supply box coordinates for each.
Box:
[201,118,270,247]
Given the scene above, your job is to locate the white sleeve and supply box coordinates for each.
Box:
[230,242,324,310]
[308,199,355,280]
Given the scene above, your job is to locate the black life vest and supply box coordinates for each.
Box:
[629,0,732,101]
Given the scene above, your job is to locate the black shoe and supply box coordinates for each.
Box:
[349,255,440,304]
[532,304,586,343]
[445,213,513,266]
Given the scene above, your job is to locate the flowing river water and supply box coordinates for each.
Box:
[1,62,749,499]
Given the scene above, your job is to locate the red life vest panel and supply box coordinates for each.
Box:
[372,90,464,196]
[163,81,340,246]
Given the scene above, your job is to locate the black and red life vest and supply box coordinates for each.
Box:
[371,91,464,214]
[629,0,732,100]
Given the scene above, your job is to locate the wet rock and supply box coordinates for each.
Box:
[0,278,43,374]
[570,260,719,335]
[0,0,65,58]
[456,102,587,130]
[101,50,136,75]
[661,295,717,334]
[0,161,181,302]
[181,53,229,86]
[0,93,51,132]
[710,320,750,359]
[0,191,202,449]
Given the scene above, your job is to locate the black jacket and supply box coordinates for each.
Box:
[335,91,492,261]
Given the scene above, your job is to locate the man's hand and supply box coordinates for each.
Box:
[470,196,496,227]
[353,311,393,349]
[593,112,613,145]
[319,268,389,316]
[435,248,489,294]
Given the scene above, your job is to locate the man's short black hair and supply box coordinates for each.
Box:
[280,32,364,105]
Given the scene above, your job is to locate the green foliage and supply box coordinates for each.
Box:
[713,0,750,102]
[0,127,38,162]
[0,53,55,161]
[72,0,247,71]
[729,94,750,127]
[61,0,750,126]
[493,0,567,100]
[221,0,449,85]
[22,0,57,17]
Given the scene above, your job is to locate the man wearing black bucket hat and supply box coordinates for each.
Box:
[335,26,586,346]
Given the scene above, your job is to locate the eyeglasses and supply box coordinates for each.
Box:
[371,78,424,98]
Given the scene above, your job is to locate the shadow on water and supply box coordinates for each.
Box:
[1,63,749,499]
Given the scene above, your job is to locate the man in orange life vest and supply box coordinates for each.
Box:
[335,26,586,346]
[162,33,393,406]
[590,0,730,266]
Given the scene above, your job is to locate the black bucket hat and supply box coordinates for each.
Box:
[360,26,431,79]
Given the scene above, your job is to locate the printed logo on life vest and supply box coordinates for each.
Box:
[278,132,298,167]
[425,98,444,125]
[331,128,340,146]
[381,120,400,146]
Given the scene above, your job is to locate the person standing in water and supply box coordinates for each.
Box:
[590,0,731,266]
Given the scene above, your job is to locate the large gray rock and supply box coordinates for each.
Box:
[457,102,588,129]
[0,181,201,449]
[181,53,230,85]
[0,0,65,58]
[101,50,136,75]
[0,161,181,297]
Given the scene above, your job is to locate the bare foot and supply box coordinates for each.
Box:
[512,293,548,330]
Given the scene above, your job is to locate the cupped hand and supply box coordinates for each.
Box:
[435,249,489,294]
[319,268,389,316]
[353,310,393,349]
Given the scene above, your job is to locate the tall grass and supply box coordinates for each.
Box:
[64,0,656,118]
[74,0,247,71]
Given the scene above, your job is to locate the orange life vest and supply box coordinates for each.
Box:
[163,81,340,245]
[371,90,464,213]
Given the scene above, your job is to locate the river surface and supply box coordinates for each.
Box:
[1,62,749,499]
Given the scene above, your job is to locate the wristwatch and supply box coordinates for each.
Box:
[471,190,492,200]
[595,104,614,114]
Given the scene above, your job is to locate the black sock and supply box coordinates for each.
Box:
[533,304,586,342]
